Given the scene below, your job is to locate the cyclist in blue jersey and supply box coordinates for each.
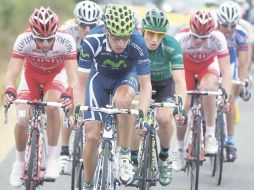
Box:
[74,4,152,189]
[217,1,249,161]
[130,8,187,186]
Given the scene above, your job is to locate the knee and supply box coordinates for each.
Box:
[157,116,172,129]
[16,110,29,126]
[114,96,132,108]
[46,106,59,116]
[85,126,101,148]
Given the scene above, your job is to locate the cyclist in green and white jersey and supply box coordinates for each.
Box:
[131,8,187,186]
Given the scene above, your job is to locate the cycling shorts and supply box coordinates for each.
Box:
[84,67,138,122]
[17,69,67,100]
[185,59,220,90]
[151,78,175,102]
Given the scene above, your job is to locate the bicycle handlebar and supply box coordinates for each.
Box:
[78,105,140,115]
[187,90,223,96]
[131,100,178,108]
[13,99,63,108]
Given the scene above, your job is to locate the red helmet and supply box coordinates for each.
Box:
[190,10,215,36]
[29,7,58,37]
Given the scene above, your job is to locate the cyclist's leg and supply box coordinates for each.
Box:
[43,69,66,179]
[199,62,220,154]
[114,71,137,184]
[82,70,110,188]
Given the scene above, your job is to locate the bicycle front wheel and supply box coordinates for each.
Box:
[190,116,201,190]
[139,132,151,190]
[71,126,83,190]
[25,129,38,190]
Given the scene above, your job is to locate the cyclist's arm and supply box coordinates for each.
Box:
[5,58,23,88]
[238,49,249,81]
[172,70,187,107]
[64,59,78,88]
[138,74,152,114]
[74,71,89,105]
[218,55,232,96]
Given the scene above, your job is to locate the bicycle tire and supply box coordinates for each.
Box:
[190,115,201,190]
[101,141,110,190]
[139,132,150,190]
[214,113,224,185]
[71,126,83,190]
[25,129,38,190]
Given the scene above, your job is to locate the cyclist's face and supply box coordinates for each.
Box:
[106,31,130,54]
[218,24,236,39]
[143,30,165,51]
[77,22,98,38]
[191,34,209,48]
[34,34,55,51]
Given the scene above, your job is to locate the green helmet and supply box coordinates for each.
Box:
[142,9,169,33]
[104,4,135,36]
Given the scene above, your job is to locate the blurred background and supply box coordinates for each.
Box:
[1,0,254,93]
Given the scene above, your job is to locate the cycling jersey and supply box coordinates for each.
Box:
[12,29,77,74]
[222,25,248,79]
[149,35,183,81]
[79,25,150,79]
[80,25,150,121]
[60,19,83,51]
[12,29,77,100]
[175,30,229,90]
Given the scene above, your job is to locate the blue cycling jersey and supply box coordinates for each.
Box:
[227,25,248,64]
[79,25,150,79]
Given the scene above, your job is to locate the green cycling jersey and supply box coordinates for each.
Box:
[149,35,183,81]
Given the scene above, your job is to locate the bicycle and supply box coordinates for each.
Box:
[129,97,182,190]
[71,107,86,190]
[76,104,141,190]
[185,75,223,190]
[4,99,64,190]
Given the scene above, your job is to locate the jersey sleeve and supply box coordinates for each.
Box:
[212,31,229,58]
[63,33,77,60]
[12,33,31,60]
[130,32,150,76]
[167,36,184,70]
[78,37,99,73]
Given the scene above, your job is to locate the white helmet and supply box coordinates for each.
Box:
[217,1,240,25]
[74,0,102,25]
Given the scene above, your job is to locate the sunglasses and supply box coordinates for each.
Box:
[191,34,209,41]
[79,23,97,30]
[144,30,166,39]
[107,32,130,42]
[34,35,55,43]
[221,24,236,29]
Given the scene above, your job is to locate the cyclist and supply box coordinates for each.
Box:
[2,7,77,187]
[173,10,232,171]
[217,1,250,161]
[74,4,152,189]
[130,8,187,186]
[58,0,103,173]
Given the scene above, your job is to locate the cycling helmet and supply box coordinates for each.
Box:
[29,7,58,37]
[74,0,102,25]
[104,4,135,36]
[217,1,240,25]
[142,9,169,33]
[190,10,215,36]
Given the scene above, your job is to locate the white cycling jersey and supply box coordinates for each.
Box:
[12,29,77,74]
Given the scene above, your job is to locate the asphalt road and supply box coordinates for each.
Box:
[1,85,254,190]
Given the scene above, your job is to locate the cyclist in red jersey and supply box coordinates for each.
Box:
[2,7,77,187]
[173,10,232,171]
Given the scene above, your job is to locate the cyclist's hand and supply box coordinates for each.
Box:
[2,87,17,108]
[173,107,188,127]
[59,87,73,111]
[134,109,146,135]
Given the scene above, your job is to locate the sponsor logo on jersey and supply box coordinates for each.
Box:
[17,35,33,52]
[103,59,126,68]
[56,36,73,52]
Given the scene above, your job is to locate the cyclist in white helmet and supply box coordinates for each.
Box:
[217,1,250,162]
[58,0,103,174]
